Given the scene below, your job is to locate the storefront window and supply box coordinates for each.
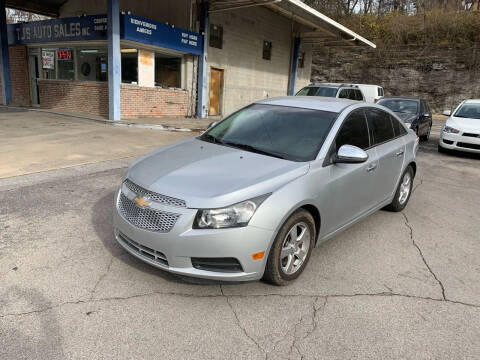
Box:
[76,48,108,81]
[121,48,138,84]
[57,49,75,80]
[155,55,181,88]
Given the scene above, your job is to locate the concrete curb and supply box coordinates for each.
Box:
[0,105,202,132]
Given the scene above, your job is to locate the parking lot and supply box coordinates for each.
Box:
[0,111,479,359]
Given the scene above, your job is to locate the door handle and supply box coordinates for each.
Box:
[366,163,377,172]
[395,149,404,157]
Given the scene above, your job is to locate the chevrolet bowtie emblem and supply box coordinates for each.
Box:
[134,196,150,208]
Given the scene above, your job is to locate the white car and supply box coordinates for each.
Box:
[439,99,480,154]
[354,84,384,103]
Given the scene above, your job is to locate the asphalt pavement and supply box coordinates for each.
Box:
[0,115,479,359]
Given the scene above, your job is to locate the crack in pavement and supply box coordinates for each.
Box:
[2,289,478,319]
[220,285,267,359]
[89,255,114,300]
[411,178,423,195]
[403,213,447,301]
[289,297,327,360]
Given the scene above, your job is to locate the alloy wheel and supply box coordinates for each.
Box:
[280,222,311,275]
[398,172,412,205]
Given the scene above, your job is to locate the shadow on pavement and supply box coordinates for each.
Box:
[90,191,238,285]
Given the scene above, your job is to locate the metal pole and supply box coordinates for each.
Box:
[107,0,121,120]
[196,1,209,118]
[0,0,12,105]
[288,37,300,96]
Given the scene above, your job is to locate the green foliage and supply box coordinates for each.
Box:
[341,10,480,45]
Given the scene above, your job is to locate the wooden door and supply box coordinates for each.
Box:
[209,68,223,116]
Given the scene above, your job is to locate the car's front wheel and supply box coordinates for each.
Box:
[385,166,414,212]
[263,209,315,286]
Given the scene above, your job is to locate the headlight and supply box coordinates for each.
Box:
[443,126,460,134]
[193,195,270,229]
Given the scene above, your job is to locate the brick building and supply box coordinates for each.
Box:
[0,0,375,120]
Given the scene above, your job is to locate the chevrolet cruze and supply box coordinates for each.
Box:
[113,97,418,285]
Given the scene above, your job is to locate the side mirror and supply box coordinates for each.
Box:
[333,145,369,164]
[443,110,451,116]
[423,112,431,118]
[208,121,217,129]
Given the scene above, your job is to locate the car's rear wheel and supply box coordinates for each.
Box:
[263,209,315,286]
[420,123,432,141]
[385,166,414,212]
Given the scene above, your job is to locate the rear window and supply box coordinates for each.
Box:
[366,109,395,145]
[296,87,320,96]
[296,86,338,98]
[378,88,384,96]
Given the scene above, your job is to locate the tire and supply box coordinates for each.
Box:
[384,166,414,212]
[263,209,316,286]
[420,123,431,141]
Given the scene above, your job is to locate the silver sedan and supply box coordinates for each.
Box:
[113,97,418,285]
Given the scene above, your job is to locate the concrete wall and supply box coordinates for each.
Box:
[36,79,187,118]
[207,7,312,116]
[296,42,313,93]
[59,0,192,30]
[0,45,31,106]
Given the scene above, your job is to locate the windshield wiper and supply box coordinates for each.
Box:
[202,134,220,144]
[221,141,289,160]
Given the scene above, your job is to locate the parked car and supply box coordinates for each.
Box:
[113,97,418,285]
[354,84,384,103]
[377,96,433,141]
[439,99,480,154]
[296,83,365,102]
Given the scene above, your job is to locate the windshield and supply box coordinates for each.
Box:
[200,104,338,162]
[454,103,480,119]
[377,99,419,115]
[296,86,338,97]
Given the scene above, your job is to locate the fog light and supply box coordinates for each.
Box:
[251,251,265,261]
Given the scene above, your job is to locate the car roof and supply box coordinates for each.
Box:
[306,83,359,89]
[379,96,421,101]
[254,96,358,113]
[464,99,480,104]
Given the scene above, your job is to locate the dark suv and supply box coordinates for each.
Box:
[377,97,433,141]
[296,83,365,102]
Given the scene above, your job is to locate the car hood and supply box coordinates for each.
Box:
[395,112,417,123]
[447,116,480,132]
[126,138,309,209]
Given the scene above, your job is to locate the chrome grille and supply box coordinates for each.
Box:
[118,193,180,232]
[124,179,186,208]
[117,232,168,266]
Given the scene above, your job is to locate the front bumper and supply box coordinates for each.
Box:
[113,190,274,281]
[439,131,480,154]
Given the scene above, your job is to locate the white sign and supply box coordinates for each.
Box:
[42,50,55,69]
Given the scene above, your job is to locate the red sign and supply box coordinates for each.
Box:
[57,49,72,60]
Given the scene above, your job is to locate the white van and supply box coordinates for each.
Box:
[354,84,384,103]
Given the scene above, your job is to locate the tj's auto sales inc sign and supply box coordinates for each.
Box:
[7,14,203,56]
[8,15,108,44]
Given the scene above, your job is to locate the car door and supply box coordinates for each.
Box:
[322,109,379,234]
[365,109,406,203]
[423,101,432,135]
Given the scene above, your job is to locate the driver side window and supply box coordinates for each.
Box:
[335,110,370,150]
